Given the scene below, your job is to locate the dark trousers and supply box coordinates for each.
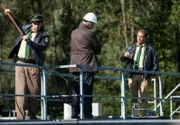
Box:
[71,72,94,117]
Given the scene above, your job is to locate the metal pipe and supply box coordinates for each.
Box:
[121,72,126,119]
[159,75,164,116]
[79,66,84,119]
[41,69,47,120]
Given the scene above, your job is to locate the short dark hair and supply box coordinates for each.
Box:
[138,29,148,38]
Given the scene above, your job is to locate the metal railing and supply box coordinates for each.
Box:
[170,96,180,119]
[0,62,180,120]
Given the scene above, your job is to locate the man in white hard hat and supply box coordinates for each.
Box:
[69,12,101,119]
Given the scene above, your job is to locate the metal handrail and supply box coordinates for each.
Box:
[0,62,180,120]
[155,83,180,109]
[170,96,180,119]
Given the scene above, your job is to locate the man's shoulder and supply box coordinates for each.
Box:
[127,43,136,48]
[129,43,136,46]
[39,30,50,38]
[73,25,94,36]
[145,43,155,49]
[42,31,50,36]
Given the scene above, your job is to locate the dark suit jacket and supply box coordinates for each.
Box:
[69,22,101,72]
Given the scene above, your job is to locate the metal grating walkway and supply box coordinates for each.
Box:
[0,117,180,125]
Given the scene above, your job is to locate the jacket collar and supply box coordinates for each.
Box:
[79,22,89,29]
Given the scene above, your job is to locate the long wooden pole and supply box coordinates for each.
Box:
[0,1,24,35]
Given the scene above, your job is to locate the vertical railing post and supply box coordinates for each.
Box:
[121,71,126,119]
[79,66,84,119]
[41,68,47,120]
[159,75,163,116]
[170,96,173,119]
[152,78,157,112]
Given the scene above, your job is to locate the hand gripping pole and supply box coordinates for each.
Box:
[0,0,24,35]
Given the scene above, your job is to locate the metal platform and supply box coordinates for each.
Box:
[0,118,180,125]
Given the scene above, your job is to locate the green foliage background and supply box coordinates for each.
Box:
[0,0,180,119]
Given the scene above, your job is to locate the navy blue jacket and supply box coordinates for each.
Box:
[8,24,50,65]
[120,43,159,78]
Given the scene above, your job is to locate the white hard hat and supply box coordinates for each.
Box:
[83,12,97,24]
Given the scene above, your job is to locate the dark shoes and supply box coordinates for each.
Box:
[71,114,93,119]
[71,115,80,119]
[84,114,93,119]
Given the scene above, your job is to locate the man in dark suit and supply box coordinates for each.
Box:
[69,12,101,119]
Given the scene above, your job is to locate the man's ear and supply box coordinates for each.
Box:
[87,23,91,29]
